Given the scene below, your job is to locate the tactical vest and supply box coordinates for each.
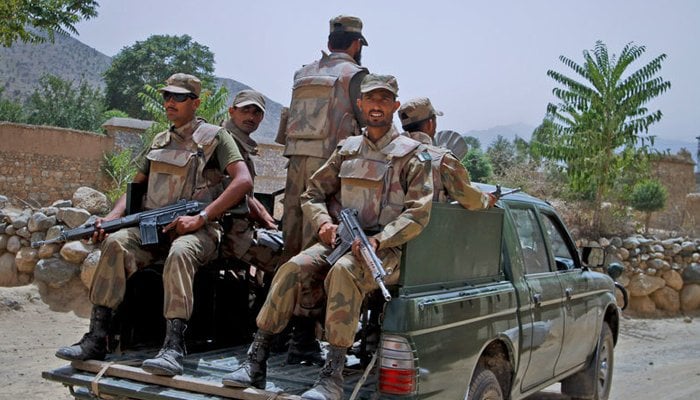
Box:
[144,121,222,209]
[404,131,449,202]
[284,52,367,159]
[337,133,421,231]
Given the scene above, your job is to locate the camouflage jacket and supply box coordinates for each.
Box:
[223,119,258,182]
[404,130,489,210]
[301,125,433,250]
[283,51,368,159]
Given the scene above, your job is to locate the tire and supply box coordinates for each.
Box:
[467,366,503,400]
[562,323,614,400]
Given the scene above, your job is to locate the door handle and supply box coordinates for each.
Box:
[533,293,542,306]
[565,287,573,300]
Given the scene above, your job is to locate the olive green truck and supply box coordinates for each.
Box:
[43,185,626,400]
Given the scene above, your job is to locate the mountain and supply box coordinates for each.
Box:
[0,33,283,144]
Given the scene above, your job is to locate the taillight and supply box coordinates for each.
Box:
[379,334,417,395]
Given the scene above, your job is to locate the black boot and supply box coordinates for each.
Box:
[301,345,347,400]
[222,330,272,389]
[287,316,324,365]
[141,319,187,376]
[56,305,111,361]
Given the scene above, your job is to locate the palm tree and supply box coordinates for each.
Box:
[533,40,670,235]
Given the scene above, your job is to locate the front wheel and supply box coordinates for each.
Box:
[467,366,503,400]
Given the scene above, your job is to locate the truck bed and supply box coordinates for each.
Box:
[43,345,377,400]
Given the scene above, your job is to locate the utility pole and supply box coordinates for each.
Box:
[697,135,700,172]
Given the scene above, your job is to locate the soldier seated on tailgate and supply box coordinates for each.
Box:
[220,89,283,275]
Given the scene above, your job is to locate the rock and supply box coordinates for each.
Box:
[681,241,698,254]
[623,237,640,249]
[618,247,630,261]
[30,231,45,245]
[680,284,700,312]
[682,263,700,284]
[629,295,656,314]
[693,253,700,263]
[15,227,30,239]
[661,238,677,249]
[661,270,684,291]
[0,234,7,252]
[651,244,665,253]
[59,240,93,264]
[10,212,29,229]
[51,199,72,208]
[617,273,630,287]
[0,195,7,208]
[628,273,666,297]
[72,187,110,215]
[45,225,64,241]
[56,207,91,229]
[80,250,100,288]
[610,236,623,248]
[0,252,18,286]
[34,258,79,288]
[650,287,680,313]
[27,212,56,232]
[6,236,21,253]
[669,243,683,256]
[15,247,38,273]
[38,243,60,259]
[599,237,611,247]
[647,259,667,271]
[39,206,58,216]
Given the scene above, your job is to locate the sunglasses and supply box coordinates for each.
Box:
[162,92,197,102]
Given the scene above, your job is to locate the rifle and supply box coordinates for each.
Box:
[31,199,206,248]
[491,185,522,199]
[324,208,392,301]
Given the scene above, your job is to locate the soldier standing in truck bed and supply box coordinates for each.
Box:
[55,73,252,377]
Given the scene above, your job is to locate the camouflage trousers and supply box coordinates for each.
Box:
[89,224,221,320]
[220,217,283,274]
[256,242,401,348]
[280,155,327,264]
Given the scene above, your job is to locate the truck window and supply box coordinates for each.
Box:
[510,207,550,274]
[542,213,577,270]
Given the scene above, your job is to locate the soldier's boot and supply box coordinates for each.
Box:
[141,319,187,376]
[222,330,273,389]
[287,316,324,365]
[301,345,347,400]
[55,305,111,361]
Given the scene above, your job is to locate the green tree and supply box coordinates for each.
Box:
[0,0,98,47]
[533,40,670,234]
[629,179,667,233]
[0,87,26,122]
[463,135,481,151]
[104,34,215,119]
[462,148,492,183]
[486,135,515,177]
[25,74,106,132]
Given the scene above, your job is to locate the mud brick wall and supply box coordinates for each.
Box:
[650,156,696,231]
[0,122,112,206]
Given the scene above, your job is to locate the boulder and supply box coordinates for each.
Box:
[80,250,100,288]
[10,212,29,229]
[629,295,656,314]
[650,287,680,313]
[680,284,700,312]
[0,234,7,252]
[72,187,110,215]
[15,247,38,273]
[27,212,56,233]
[34,258,79,288]
[628,273,666,297]
[50,199,72,208]
[661,269,684,291]
[6,236,21,253]
[0,252,18,286]
[59,240,93,264]
[56,207,91,228]
[682,263,700,284]
[38,243,60,259]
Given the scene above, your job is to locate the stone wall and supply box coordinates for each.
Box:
[0,122,113,206]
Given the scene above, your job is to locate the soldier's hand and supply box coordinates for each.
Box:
[90,217,108,243]
[487,192,498,208]
[163,215,204,235]
[318,222,338,247]
[351,237,378,259]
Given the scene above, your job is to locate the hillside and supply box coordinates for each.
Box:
[0,33,283,144]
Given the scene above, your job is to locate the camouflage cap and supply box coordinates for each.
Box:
[360,74,398,96]
[159,73,201,97]
[233,89,266,113]
[329,15,368,46]
[398,97,444,126]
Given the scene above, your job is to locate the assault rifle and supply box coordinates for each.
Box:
[325,208,392,301]
[31,199,206,248]
[491,185,522,199]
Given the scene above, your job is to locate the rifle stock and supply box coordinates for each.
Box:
[31,199,206,248]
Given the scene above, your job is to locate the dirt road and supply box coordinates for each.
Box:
[1,285,699,400]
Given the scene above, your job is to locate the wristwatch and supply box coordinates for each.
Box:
[198,210,209,223]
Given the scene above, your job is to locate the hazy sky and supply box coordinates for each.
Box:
[73,1,699,145]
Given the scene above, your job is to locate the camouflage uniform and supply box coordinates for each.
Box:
[256,125,433,347]
[89,118,243,319]
[280,47,369,261]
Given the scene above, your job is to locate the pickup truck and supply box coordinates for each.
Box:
[43,184,625,400]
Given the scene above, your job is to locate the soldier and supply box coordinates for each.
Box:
[399,97,496,209]
[220,89,282,273]
[277,14,370,366]
[55,73,253,377]
[222,74,433,400]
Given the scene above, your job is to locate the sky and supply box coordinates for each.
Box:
[73,0,699,148]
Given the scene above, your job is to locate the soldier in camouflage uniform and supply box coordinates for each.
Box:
[220,89,282,273]
[399,97,496,209]
[56,73,253,377]
[222,74,433,400]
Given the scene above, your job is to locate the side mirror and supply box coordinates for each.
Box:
[581,247,605,267]
[607,262,624,280]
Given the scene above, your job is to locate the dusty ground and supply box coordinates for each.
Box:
[1,284,699,400]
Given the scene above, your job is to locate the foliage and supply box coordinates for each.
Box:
[0,87,26,122]
[462,148,492,183]
[463,135,481,151]
[532,40,670,235]
[486,135,516,177]
[0,0,98,47]
[25,74,106,132]
[102,148,137,203]
[104,34,215,119]
[629,179,668,233]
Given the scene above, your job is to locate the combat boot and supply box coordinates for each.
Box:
[301,345,347,400]
[222,330,273,389]
[55,305,111,361]
[287,316,324,365]
[141,319,187,376]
